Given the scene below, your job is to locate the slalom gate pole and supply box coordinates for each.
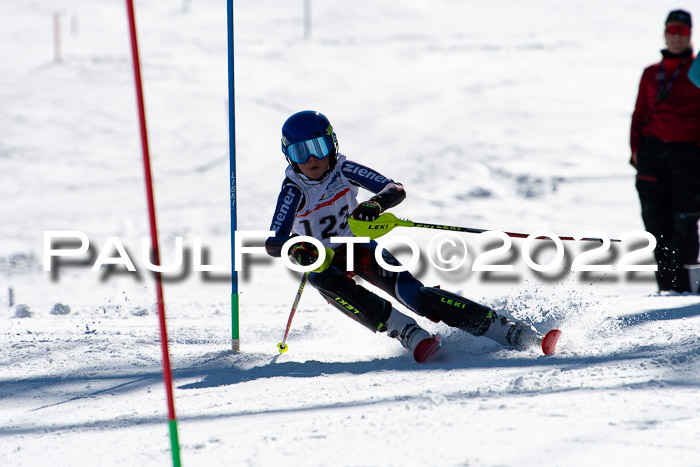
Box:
[226,0,240,352]
[125,2,181,466]
[348,213,620,243]
[277,272,310,354]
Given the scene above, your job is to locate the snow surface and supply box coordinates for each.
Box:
[2,0,700,466]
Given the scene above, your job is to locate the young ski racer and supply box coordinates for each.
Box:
[265,110,558,362]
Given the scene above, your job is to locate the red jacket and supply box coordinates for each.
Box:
[630,50,700,154]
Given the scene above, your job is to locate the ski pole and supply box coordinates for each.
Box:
[348,212,620,243]
[277,272,310,353]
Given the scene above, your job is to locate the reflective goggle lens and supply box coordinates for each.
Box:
[665,25,691,36]
[285,135,334,164]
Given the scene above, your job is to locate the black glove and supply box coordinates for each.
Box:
[352,201,382,221]
[291,242,319,266]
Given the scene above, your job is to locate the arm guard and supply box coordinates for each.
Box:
[369,182,406,211]
[265,181,304,257]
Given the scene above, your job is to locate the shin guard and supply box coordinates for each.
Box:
[417,286,495,336]
[309,270,392,333]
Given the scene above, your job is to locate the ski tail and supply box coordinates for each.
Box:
[414,334,442,363]
[541,329,562,355]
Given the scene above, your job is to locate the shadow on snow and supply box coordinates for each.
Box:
[616,302,700,328]
[1,301,699,437]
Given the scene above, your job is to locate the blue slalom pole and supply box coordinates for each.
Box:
[227,0,240,352]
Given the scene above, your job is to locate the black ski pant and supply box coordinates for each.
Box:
[635,137,700,292]
[308,240,495,334]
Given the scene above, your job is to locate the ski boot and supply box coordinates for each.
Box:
[414,286,560,353]
[689,265,700,294]
[483,315,543,349]
[385,308,441,363]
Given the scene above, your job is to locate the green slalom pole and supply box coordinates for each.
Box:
[231,291,240,351]
[227,0,240,352]
[169,420,181,466]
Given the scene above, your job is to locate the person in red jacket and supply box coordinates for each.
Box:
[630,9,700,293]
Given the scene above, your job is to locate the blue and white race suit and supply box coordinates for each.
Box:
[268,155,394,249]
[264,154,500,339]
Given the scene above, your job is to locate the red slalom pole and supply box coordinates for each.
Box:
[125,1,182,465]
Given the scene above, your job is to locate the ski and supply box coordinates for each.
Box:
[414,334,442,363]
[540,329,562,355]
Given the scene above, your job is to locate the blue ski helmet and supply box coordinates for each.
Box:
[281,110,339,175]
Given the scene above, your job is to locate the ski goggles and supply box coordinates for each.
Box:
[283,135,335,165]
[665,25,691,36]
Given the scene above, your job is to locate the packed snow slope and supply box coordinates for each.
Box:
[2,1,700,466]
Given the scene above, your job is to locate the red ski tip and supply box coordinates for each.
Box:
[541,329,562,355]
[414,334,442,363]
